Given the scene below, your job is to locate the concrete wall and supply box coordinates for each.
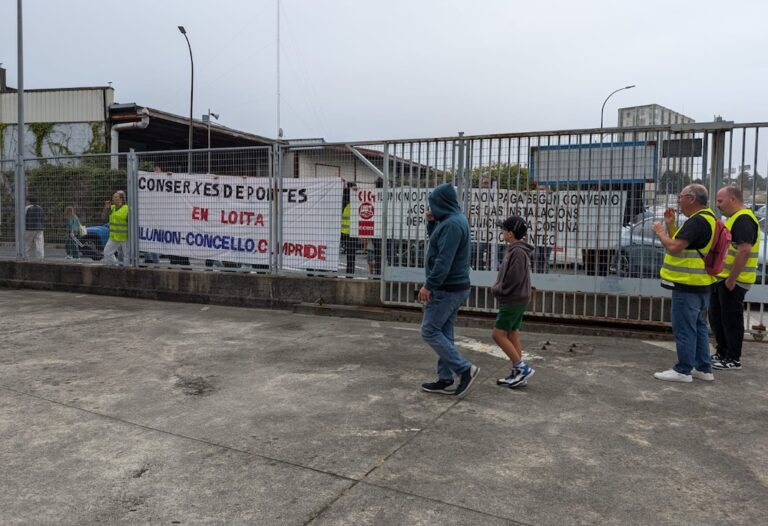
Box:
[0,262,673,335]
[0,262,382,310]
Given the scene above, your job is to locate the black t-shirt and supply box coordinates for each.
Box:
[730,214,758,246]
[675,214,712,250]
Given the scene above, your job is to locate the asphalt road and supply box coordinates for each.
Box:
[1,289,767,525]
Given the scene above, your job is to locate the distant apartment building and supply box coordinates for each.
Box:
[618,104,694,127]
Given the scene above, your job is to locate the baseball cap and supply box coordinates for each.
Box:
[495,216,528,239]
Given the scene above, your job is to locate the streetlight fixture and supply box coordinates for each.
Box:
[178,25,194,173]
[600,85,636,129]
[203,109,219,174]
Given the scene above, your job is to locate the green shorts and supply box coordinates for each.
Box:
[495,304,526,331]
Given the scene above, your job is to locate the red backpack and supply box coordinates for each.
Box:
[697,210,731,276]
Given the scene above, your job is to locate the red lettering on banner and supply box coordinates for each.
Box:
[359,203,374,220]
[359,220,374,236]
[192,207,209,221]
[358,190,374,202]
[220,210,265,226]
[257,239,268,253]
[280,242,327,261]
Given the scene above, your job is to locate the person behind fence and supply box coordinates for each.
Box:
[24,197,45,261]
[709,186,760,371]
[492,216,536,388]
[365,237,377,275]
[101,190,129,265]
[418,182,479,398]
[370,177,384,275]
[64,206,82,260]
[651,184,716,383]
[340,182,357,276]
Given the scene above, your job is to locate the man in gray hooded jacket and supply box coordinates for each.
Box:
[418,183,479,398]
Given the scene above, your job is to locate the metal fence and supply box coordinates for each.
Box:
[373,124,768,338]
[2,122,768,337]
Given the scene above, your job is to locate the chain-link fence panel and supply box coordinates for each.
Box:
[282,143,390,278]
[0,159,16,254]
[0,154,127,262]
[133,147,274,270]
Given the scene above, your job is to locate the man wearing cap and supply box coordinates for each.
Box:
[418,183,479,398]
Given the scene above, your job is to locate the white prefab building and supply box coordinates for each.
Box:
[618,104,694,127]
[0,84,114,162]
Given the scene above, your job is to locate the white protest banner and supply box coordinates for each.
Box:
[137,172,342,270]
[352,186,626,253]
[466,188,627,247]
[350,185,431,240]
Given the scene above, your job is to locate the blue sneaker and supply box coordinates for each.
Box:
[507,365,534,388]
[421,379,455,395]
[454,365,480,398]
[496,367,520,386]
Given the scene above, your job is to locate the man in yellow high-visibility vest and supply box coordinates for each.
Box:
[710,186,760,370]
[340,182,357,276]
[651,184,716,383]
[101,190,129,265]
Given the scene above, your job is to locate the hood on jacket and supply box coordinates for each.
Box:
[428,183,462,220]
[507,241,535,257]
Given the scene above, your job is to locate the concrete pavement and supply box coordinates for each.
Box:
[1,289,767,525]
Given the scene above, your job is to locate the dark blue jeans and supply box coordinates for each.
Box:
[671,289,712,375]
[420,288,472,381]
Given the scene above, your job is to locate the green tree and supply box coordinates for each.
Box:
[658,170,691,194]
[471,163,531,190]
[755,173,767,192]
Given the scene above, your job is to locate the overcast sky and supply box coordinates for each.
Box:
[1,0,767,142]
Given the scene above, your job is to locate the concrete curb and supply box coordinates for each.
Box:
[0,261,677,340]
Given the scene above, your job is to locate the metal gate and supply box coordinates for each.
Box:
[378,123,768,337]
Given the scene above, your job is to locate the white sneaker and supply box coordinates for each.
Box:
[691,369,714,382]
[654,369,693,383]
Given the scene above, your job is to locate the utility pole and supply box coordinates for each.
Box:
[15,0,26,260]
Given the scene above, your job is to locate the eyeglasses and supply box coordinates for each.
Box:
[678,193,694,200]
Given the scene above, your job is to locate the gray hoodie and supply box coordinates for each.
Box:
[491,241,534,306]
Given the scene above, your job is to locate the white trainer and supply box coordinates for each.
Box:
[691,369,715,382]
[654,369,693,383]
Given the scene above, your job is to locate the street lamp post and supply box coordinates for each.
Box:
[178,26,194,173]
[203,109,219,174]
[600,85,636,129]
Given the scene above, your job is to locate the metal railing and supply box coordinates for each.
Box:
[2,122,767,336]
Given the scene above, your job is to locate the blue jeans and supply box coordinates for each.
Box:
[671,289,712,375]
[420,288,472,381]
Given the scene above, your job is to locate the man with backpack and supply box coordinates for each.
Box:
[710,186,760,370]
[651,184,717,383]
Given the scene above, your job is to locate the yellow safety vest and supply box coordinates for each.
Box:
[660,208,717,287]
[109,204,129,242]
[716,208,760,284]
[340,204,351,235]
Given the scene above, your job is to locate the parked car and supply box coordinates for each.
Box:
[611,212,767,282]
